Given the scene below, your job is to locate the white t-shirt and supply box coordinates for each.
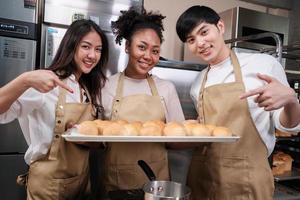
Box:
[102,72,185,123]
[0,75,87,164]
[190,52,300,155]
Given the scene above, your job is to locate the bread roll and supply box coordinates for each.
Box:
[123,124,139,136]
[183,119,199,124]
[182,120,198,136]
[77,121,98,135]
[140,125,162,136]
[139,120,165,136]
[191,124,210,136]
[272,162,286,176]
[163,122,186,136]
[93,120,112,135]
[115,119,128,125]
[143,120,165,129]
[272,151,293,175]
[102,122,125,136]
[183,123,196,136]
[212,127,231,137]
[130,121,143,132]
[205,124,216,135]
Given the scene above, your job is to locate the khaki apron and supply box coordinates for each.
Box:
[21,86,95,200]
[104,73,169,191]
[188,51,274,200]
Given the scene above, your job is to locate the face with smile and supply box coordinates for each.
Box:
[74,30,102,80]
[125,28,161,79]
[186,20,230,66]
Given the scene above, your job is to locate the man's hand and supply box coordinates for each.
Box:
[240,73,297,111]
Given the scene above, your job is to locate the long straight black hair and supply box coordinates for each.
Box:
[47,19,109,112]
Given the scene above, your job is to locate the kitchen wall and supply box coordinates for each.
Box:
[288,0,300,45]
[144,0,288,61]
[286,0,300,72]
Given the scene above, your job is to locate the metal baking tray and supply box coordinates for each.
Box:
[274,168,300,182]
[62,129,239,143]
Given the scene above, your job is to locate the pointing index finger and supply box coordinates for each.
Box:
[240,87,264,99]
[55,78,74,93]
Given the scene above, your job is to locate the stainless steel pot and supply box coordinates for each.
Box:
[138,160,191,200]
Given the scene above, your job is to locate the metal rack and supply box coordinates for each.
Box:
[225,32,283,64]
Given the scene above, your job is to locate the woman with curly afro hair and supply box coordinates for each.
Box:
[101,7,185,192]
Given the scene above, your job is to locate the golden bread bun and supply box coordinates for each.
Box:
[191,124,210,136]
[272,151,293,175]
[123,124,139,136]
[163,122,186,136]
[93,120,112,135]
[102,122,125,136]
[183,123,197,136]
[183,120,199,125]
[205,124,216,135]
[272,163,286,176]
[139,120,164,136]
[130,121,143,132]
[115,119,128,125]
[143,120,165,129]
[212,127,231,137]
[182,120,198,136]
[139,125,163,136]
[78,121,98,135]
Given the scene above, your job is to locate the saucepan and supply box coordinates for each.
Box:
[138,160,191,200]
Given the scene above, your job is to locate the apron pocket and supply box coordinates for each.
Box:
[216,157,250,200]
[27,175,59,200]
[56,174,87,200]
[116,166,140,189]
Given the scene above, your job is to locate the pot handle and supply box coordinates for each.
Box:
[137,160,156,181]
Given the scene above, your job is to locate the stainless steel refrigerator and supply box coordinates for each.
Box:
[0,0,37,199]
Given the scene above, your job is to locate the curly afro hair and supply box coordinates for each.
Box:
[111,6,166,45]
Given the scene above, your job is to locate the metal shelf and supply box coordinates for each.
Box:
[275,144,300,154]
[274,168,300,182]
[276,136,300,142]
[274,182,300,200]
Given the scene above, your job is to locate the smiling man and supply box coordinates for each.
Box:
[176,5,300,200]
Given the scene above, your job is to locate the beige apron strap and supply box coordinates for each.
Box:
[81,84,99,119]
[146,75,160,96]
[198,50,243,123]
[111,73,124,120]
[49,86,67,160]
[198,68,209,123]
[54,87,67,133]
[115,72,125,100]
[230,50,243,83]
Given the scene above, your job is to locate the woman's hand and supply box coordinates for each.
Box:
[23,70,73,93]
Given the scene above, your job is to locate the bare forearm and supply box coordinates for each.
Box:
[0,73,30,114]
[280,99,300,128]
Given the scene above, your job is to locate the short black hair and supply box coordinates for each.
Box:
[176,6,220,42]
[111,6,165,45]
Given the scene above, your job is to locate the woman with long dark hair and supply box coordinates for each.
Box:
[0,19,108,199]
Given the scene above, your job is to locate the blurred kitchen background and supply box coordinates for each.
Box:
[0,0,299,199]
